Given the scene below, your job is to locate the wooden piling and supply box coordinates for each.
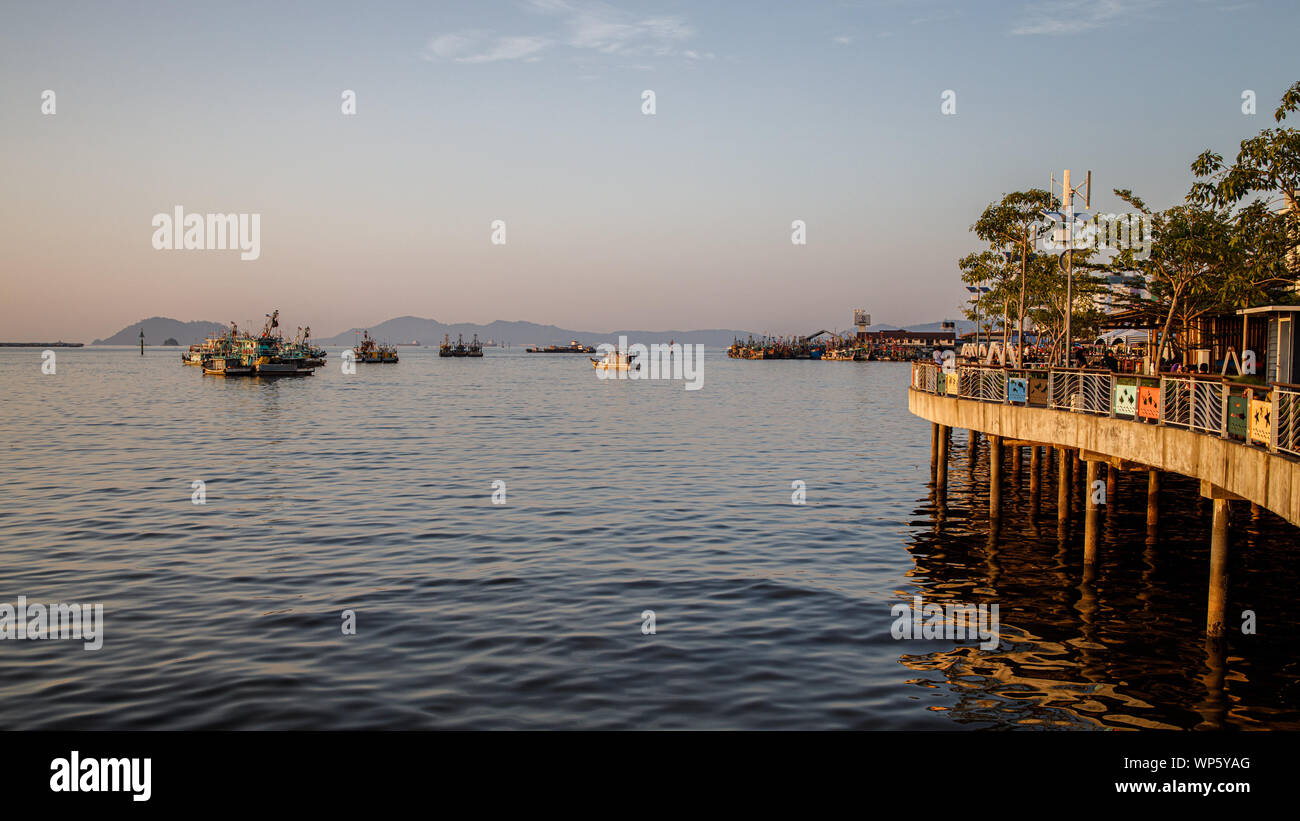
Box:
[990,435,1002,519]
[936,424,948,493]
[1056,447,1070,523]
[1146,469,1159,527]
[1084,459,1100,565]
[930,423,939,474]
[1208,498,1230,637]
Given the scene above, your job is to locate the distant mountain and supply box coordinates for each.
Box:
[316,317,757,348]
[91,315,974,348]
[93,317,227,346]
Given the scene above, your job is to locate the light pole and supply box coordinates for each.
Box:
[967,284,990,353]
[1051,169,1090,366]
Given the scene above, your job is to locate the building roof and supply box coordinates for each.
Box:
[1235,305,1300,316]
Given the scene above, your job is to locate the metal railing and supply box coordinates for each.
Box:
[1159,375,1192,428]
[1275,384,1300,457]
[1189,378,1226,436]
[1047,369,1111,415]
[912,362,1297,459]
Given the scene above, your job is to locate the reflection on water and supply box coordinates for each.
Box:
[905,429,1300,730]
[0,348,1296,729]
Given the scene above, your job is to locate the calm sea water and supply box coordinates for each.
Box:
[1,346,1297,730]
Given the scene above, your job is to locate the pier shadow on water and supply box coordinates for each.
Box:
[908,428,1300,730]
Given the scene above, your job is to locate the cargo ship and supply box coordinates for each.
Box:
[526,340,595,353]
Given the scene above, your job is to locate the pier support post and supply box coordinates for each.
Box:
[1208,498,1230,638]
[1073,450,1083,513]
[1084,459,1100,565]
[1146,470,1159,528]
[1106,463,1117,505]
[930,423,938,474]
[936,425,949,493]
[1056,447,1070,524]
[1200,481,1239,638]
[989,435,1002,520]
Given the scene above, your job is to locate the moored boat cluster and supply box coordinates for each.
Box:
[438,333,484,357]
[182,310,324,376]
[353,330,399,363]
[727,334,870,361]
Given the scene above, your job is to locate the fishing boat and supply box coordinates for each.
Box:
[197,312,316,377]
[353,330,399,363]
[245,311,315,376]
[591,349,637,373]
[289,326,327,367]
[526,339,595,353]
[439,333,484,358]
[202,356,252,376]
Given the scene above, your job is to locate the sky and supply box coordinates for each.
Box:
[1,0,1298,341]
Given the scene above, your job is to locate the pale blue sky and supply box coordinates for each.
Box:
[2,0,1297,340]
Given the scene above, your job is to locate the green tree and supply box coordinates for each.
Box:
[1111,190,1245,363]
[1189,81,1300,294]
[970,190,1058,363]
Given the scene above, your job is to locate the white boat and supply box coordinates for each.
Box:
[591,350,637,372]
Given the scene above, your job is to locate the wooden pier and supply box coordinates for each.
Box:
[914,363,1300,638]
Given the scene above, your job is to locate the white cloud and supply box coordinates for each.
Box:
[426,2,699,65]
[424,32,551,63]
[1011,0,1159,36]
[832,35,854,45]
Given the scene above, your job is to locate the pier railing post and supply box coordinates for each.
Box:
[1270,388,1279,454]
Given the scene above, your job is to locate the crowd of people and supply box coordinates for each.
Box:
[950,344,1224,374]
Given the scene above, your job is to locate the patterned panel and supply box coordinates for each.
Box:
[945,372,959,395]
[1227,395,1248,439]
[1137,386,1160,420]
[1007,377,1027,403]
[1028,377,1049,405]
[1113,382,1138,416]
[1249,398,1272,445]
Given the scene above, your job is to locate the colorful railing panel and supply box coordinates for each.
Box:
[1113,379,1138,417]
[1227,395,1248,440]
[1028,376,1049,406]
[1250,398,1272,445]
[1137,385,1160,420]
[1007,377,1027,403]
